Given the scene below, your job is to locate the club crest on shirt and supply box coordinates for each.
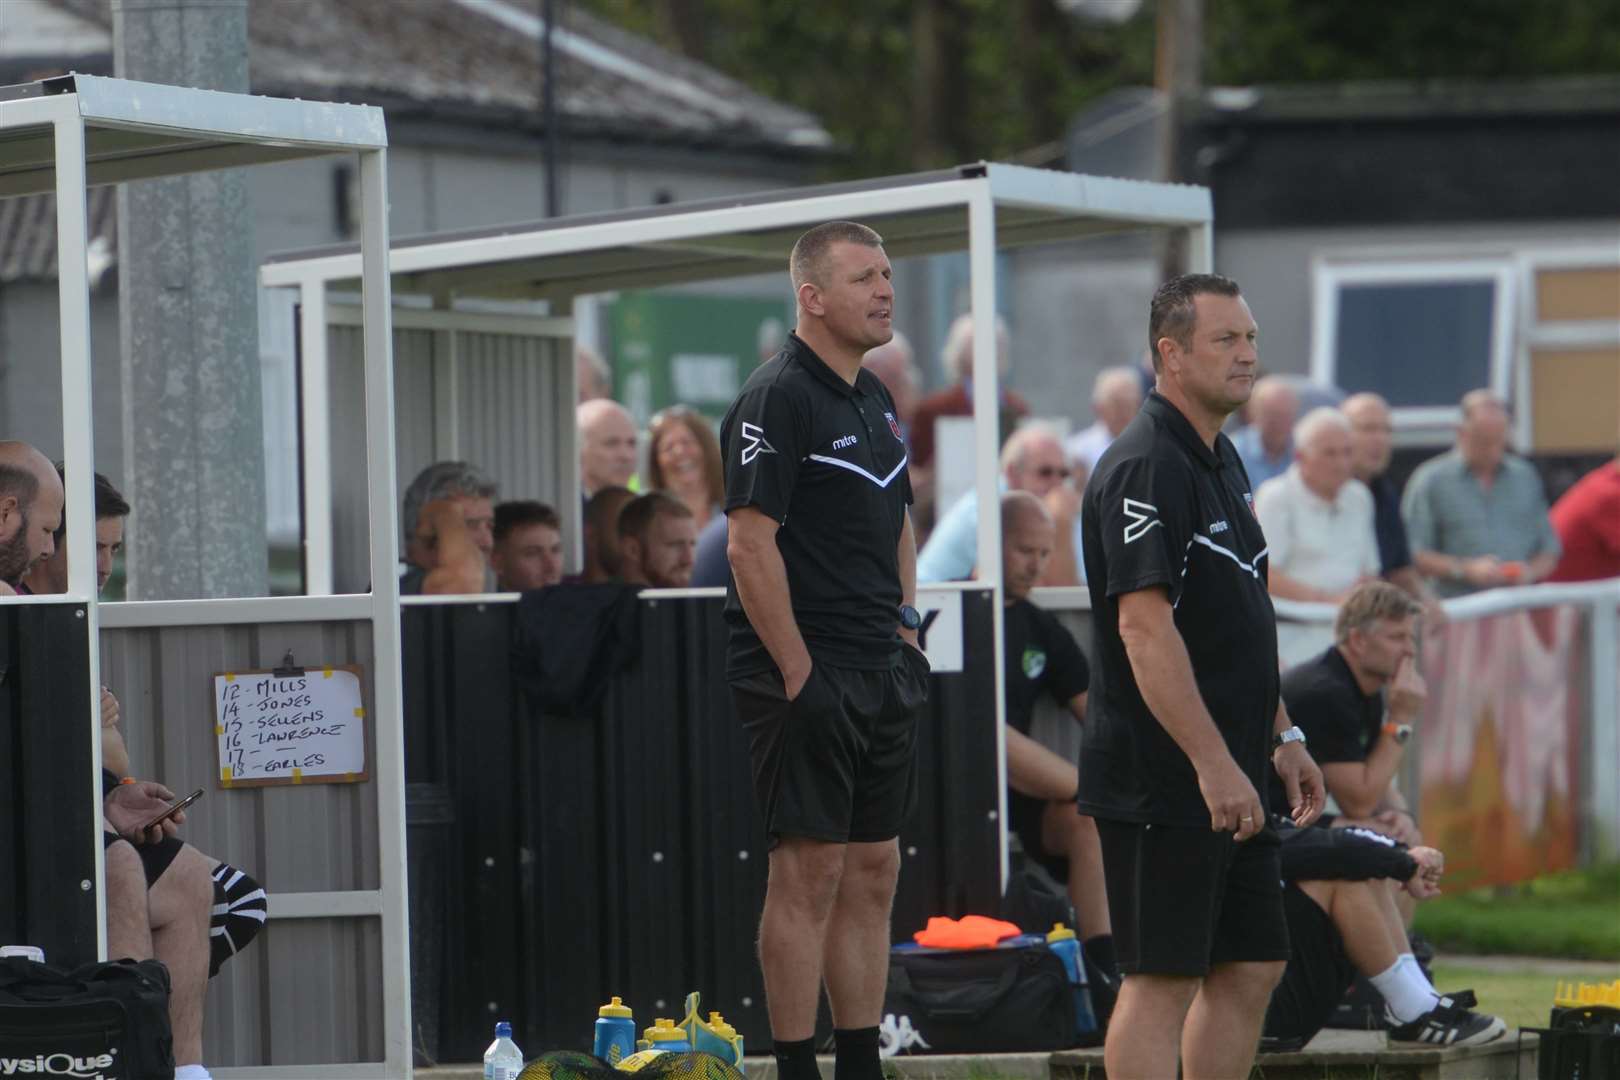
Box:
[1243,491,1257,518]
[1021,646,1046,680]
[884,411,904,441]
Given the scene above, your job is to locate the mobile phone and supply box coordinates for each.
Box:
[137,788,204,833]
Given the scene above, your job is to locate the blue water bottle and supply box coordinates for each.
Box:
[594,996,636,1065]
[1046,923,1097,1037]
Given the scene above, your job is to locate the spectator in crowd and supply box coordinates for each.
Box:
[490,500,565,591]
[1255,408,1380,603]
[1402,390,1561,595]
[1545,446,1620,582]
[998,491,1117,1018]
[1274,582,1427,915]
[577,344,612,403]
[0,440,64,595]
[578,398,639,499]
[579,485,635,584]
[690,510,731,588]
[1233,375,1299,490]
[1342,393,1446,627]
[1263,820,1504,1050]
[917,423,1079,585]
[399,461,496,595]
[909,314,1027,472]
[1065,366,1143,477]
[617,491,697,588]
[861,331,919,442]
[645,406,724,531]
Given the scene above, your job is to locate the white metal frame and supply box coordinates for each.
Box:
[0,76,411,1078]
[1310,254,1517,441]
[265,162,1213,893]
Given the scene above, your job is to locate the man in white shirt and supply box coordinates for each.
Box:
[1255,407,1379,603]
[1065,366,1143,478]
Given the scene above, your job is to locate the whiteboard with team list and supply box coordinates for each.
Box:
[213,666,367,787]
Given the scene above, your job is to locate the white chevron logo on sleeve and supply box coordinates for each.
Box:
[740,421,777,465]
[1122,498,1163,543]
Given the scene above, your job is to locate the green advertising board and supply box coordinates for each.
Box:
[608,291,791,425]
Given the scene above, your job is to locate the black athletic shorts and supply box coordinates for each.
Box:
[1096,818,1290,977]
[102,831,184,886]
[729,646,929,847]
[1263,883,1355,1047]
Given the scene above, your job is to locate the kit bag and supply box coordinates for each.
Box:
[0,957,174,1079]
[883,936,1077,1053]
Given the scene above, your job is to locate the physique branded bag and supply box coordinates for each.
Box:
[882,936,1077,1053]
[0,957,174,1079]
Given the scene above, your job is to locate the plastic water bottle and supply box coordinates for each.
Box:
[643,1018,692,1052]
[483,1020,524,1080]
[594,996,637,1065]
[1046,923,1097,1037]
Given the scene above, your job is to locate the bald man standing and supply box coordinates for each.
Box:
[0,441,65,595]
[578,398,639,500]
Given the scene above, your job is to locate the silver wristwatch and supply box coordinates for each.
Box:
[1272,725,1306,753]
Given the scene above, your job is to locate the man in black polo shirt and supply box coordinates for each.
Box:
[721,220,929,1080]
[1079,274,1325,1079]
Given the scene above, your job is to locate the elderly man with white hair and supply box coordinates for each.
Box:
[1254,407,1380,604]
[909,314,1028,472]
[916,422,1079,584]
[1065,365,1144,477]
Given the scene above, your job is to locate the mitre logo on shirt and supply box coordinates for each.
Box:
[884,411,904,441]
[1121,497,1162,544]
[740,421,776,465]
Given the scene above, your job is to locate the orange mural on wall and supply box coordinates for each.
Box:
[1417,607,1584,890]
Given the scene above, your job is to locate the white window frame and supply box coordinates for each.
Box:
[1513,244,1620,452]
[1311,256,1517,442]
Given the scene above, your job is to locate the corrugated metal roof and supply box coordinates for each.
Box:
[0,186,116,284]
[35,0,831,152]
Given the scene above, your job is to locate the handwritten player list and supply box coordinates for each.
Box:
[214,668,366,785]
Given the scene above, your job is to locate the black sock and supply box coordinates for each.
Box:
[833,1026,881,1080]
[773,1036,819,1080]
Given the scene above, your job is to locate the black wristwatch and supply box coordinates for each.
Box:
[898,604,923,631]
[1272,726,1306,753]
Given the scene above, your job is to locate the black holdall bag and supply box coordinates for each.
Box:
[0,957,175,1079]
[883,938,1078,1053]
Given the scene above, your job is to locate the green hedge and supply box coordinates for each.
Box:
[1414,864,1620,960]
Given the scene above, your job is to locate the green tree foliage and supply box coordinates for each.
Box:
[579,0,1620,177]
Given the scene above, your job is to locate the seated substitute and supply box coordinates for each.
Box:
[997,491,1117,1015]
[490,500,565,591]
[1263,817,1505,1050]
[399,461,497,595]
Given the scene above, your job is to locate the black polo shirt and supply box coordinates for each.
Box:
[1368,473,1413,575]
[1077,391,1280,827]
[1004,598,1090,736]
[1266,646,1382,810]
[720,332,912,678]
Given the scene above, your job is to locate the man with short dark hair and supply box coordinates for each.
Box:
[616,492,696,588]
[1080,274,1324,1079]
[723,220,928,1080]
[490,500,564,591]
[579,485,635,584]
[21,469,129,595]
[399,461,498,595]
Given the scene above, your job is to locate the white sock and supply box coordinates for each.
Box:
[174,1067,212,1080]
[1370,958,1442,1023]
[1398,952,1433,987]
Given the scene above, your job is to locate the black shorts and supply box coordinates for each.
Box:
[730,647,929,847]
[102,831,184,886]
[1264,883,1355,1046]
[1096,818,1290,977]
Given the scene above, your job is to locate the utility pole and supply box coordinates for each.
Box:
[1155,0,1203,281]
[112,0,269,599]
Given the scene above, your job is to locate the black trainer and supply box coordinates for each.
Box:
[1387,996,1507,1047]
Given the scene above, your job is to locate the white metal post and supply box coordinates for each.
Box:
[297,279,335,595]
[356,147,413,1075]
[1188,220,1214,274]
[1589,591,1620,860]
[52,106,109,956]
[966,187,1010,891]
